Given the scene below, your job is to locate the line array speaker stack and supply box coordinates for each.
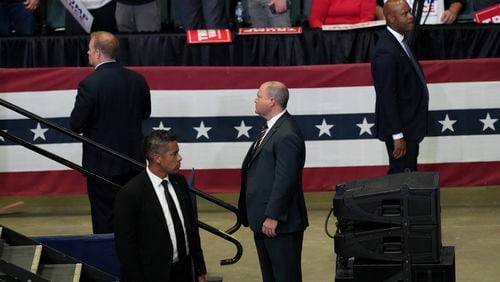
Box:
[333,172,456,282]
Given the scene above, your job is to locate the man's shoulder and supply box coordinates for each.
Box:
[83,64,145,84]
[279,112,299,128]
[371,31,400,62]
[80,65,117,85]
[122,66,147,79]
[373,30,396,50]
[275,113,305,141]
[121,171,148,193]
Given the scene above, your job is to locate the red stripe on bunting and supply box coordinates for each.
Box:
[2,161,500,196]
[1,58,500,92]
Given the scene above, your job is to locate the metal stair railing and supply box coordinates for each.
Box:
[0,97,242,265]
[0,224,118,281]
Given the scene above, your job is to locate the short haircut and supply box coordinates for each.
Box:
[143,130,177,161]
[383,0,407,19]
[90,31,119,59]
[265,81,289,109]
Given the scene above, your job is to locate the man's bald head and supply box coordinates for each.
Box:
[261,81,289,110]
[90,31,119,60]
[383,0,414,34]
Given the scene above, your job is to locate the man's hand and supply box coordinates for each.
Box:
[441,10,458,24]
[441,3,462,24]
[198,274,207,282]
[262,218,278,238]
[24,0,39,11]
[393,138,406,159]
[270,0,288,14]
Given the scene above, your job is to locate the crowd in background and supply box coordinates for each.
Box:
[0,0,498,36]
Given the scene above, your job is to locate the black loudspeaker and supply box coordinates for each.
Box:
[335,247,456,282]
[334,224,441,263]
[333,172,442,263]
[334,171,440,226]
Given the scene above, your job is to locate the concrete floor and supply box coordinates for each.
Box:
[1,187,499,282]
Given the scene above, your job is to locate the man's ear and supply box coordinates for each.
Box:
[152,153,161,164]
[386,14,394,25]
[269,97,276,107]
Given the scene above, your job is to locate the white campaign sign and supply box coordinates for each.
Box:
[384,0,445,24]
[60,0,94,33]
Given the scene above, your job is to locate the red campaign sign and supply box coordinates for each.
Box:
[186,29,232,44]
[474,4,500,24]
[238,27,303,35]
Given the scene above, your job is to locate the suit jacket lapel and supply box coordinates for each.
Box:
[248,112,289,165]
[385,30,426,85]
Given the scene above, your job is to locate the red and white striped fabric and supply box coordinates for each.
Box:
[1,58,500,196]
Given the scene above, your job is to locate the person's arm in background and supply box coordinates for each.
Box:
[270,0,289,14]
[441,0,464,23]
[24,0,39,11]
[309,0,329,28]
[70,81,94,133]
[375,0,385,20]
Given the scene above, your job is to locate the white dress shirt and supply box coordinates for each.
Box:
[146,167,189,262]
[94,59,116,69]
[261,110,286,141]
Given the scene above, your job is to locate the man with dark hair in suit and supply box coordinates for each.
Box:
[371,0,429,174]
[70,31,151,234]
[114,130,207,282]
[238,81,308,282]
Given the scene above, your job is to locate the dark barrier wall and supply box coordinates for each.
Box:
[1,24,500,68]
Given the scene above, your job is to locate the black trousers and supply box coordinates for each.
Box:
[253,231,304,282]
[170,255,194,282]
[86,171,138,234]
[385,140,420,174]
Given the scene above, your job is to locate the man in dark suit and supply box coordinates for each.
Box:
[238,81,308,282]
[70,31,151,234]
[114,130,206,282]
[371,0,429,174]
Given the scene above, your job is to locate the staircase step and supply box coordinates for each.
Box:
[0,245,42,273]
[38,263,82,282]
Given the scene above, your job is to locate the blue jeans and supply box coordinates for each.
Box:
[0,1,36,35]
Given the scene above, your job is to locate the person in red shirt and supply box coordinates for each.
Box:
[309,0,378,28]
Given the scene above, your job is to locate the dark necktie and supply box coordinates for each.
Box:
[402,37,426,84]
[250,124,268,158]
[402,37,429,99]
[161,180,187,260]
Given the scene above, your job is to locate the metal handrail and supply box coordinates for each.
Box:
[0,131,121,190]
[197,221,243,265]
[0,98,144,169]
[0,97,242,264]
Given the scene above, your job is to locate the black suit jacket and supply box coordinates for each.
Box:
[114,171,206,282]
[238,112,309,234]
[70,62,151,176]
[371,29,429,142]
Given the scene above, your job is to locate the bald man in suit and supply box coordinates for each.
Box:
[371,0,429,174]
[239,81,308,282]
